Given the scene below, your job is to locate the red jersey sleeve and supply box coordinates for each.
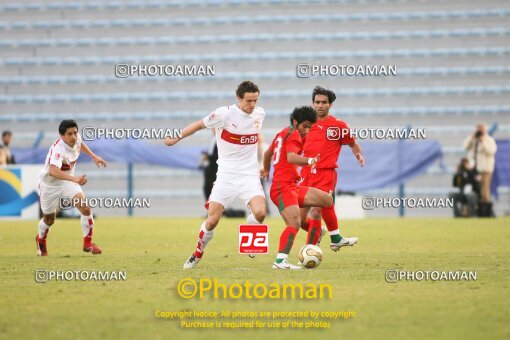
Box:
[286,131,302,154]
[337,120,355,145]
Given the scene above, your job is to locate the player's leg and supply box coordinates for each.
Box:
[36,183,60,256]
[72,192,102,255]
[269,182,301,269]
[36,213,55,256]
[301,186,333,208]
[242,175,267,224]
[273,205,302,269]
[301,187,332,245]
[320,171,358,251]
[299,206,326,245]
[184,175,235,269]
[299,207,311,231]
[184,202,224,269]
[246,195,266,224]
[299,170,325,245]
[241,177,267,257]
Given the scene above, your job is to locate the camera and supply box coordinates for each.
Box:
[475,130,483,138]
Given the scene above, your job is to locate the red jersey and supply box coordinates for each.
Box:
[269,126,303,183]
[303,115,355,169]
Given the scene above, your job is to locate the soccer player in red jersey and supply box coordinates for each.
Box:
[300,86,365,251]
[262,106,334,269]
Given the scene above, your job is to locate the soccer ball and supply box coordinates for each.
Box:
[298,244,323,269]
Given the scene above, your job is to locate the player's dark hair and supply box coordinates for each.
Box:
[312,86,336,104]
[236,80,260,99]
[289,106,318,125]
[2,130,12,138]
[58,120,78,135]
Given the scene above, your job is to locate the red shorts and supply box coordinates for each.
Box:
[270,181,309,212]
[300,167,337,195]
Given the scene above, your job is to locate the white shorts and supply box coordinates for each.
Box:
[208,173,265,209]
[38,180,83,215]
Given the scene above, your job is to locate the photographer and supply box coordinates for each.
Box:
[463,124,497,216]
[449,158,480,217]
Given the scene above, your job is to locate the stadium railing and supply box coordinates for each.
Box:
[2,66,510,86]
[0,0,483,12]
[1,86,509,104]
[3,28,510,48]
[3,47,509,66]
[2,106,510,122]
[2,9,509,30]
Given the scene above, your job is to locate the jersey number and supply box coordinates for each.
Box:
[272,136,283,165]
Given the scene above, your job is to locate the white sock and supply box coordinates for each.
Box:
[276,253,288,261]
[246,212,262,224]
[81,215,94,239]
[38,219,50,239]
[196,221,214,256]
[329,229,340,236]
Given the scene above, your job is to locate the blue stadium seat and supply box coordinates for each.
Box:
[2,8,510,30]
[4,27,510,48]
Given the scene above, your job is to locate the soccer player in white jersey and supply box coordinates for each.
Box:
[36,120,107,256]
[165,81,267,269]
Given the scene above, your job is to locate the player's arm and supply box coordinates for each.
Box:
[48,165,87,185]
[286,138,318,166]
[348,140,365,167]
[261,147,274,180]
[165,120,206,147]
[81,142,107,168]
[257,133,264,163]
[287,152,318,167]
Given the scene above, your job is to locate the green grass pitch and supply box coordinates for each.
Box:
[0,216,509,339]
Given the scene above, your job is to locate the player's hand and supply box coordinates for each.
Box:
[315,153,320,163]
[356,153,365,167]
[309,154,320,167]
[74,174,88,186]
[260,168,270,180]
[165,137,180,146]
[93,156,107,168]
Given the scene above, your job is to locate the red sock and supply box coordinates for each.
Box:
[306,218,321,244]
[278,226,298,254]
[307,222,322,245]
[322,205,339,232]
[301,217,312,231]
[83,228,93,245]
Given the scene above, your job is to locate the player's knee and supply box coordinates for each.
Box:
[323,195,334,207]
[288,215,301,229]
[300,220,307,228]
[206,216,220,230]
[253,210,266,223]
[43,215,55,226]
[81,206,92,216]
[309,207,322,220]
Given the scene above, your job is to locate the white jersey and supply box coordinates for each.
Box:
[202,104,265,176]
[39,134,82,186]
